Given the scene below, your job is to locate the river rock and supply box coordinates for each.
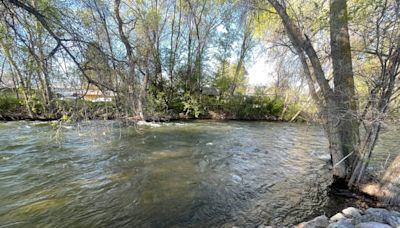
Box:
[386,217,400,227]
[384,212,400,227]
[365,207,400,227]
[391,210,400,217]
[327,218,354,228]
[365,208,390,217]
[297,215,329,228]
[330,213,347,222]
[354,222,391,228]
[297,208,400,228]
[342,207,362,218]
[352,213,385,224]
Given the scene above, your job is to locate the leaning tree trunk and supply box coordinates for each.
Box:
[348,121,381,186]
[267,0,355,181]
[380,154,400,205]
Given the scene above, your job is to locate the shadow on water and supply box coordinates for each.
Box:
[0,120,397,227]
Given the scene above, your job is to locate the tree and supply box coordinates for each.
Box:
[2,0,397,194]
[230,9,254,96]
[261,0,400,187]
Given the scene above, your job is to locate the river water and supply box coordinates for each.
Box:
[0,120,397,227]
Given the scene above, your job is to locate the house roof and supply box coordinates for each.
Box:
[201,86,219,96]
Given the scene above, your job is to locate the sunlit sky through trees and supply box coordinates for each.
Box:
[248,55,274,85]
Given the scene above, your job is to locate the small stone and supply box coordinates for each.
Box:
[355,222,391,228]
[330,213,347,222]
[327,219,354,228]
[342,207,362,218]
[298,215,329,228]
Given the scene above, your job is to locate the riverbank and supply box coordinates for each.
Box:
[0,96,117,121]
[0,92,311,122]
[0,110,298,122]
[297,207,400,228]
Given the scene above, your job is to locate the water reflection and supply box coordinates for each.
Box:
[0,120,397,227]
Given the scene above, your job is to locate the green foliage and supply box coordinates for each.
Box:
[53,98,116,120]
[145,90,169,114]
[220,95,284,119]
[215,74,230,96]
[28,91,43,114]
[271,98,285,116]
[142,87,307,120]
[182,93,203,118]
[214,62,248,97]
[0,96,22,113]
[254,0,329,38]
[168,96,185,113]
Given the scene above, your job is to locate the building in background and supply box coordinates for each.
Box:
[54,88,115,102]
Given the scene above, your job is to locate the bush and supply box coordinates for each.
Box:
[269,98,285,116]
[145,91,169,114]
[182,93,203,118]
[0,96,23,113]
[142,90,295,120]
[53,98,116,120]
[217,95,284,119]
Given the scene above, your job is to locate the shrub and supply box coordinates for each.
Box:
[0,96,23,113]
[269,98,285,116]
[182,93,203,118]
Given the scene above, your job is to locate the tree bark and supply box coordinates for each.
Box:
[230,18,252,96]
[0,41,33,118]
[114,0,143,119]
[267,0,350,180]
[329,0,360,180]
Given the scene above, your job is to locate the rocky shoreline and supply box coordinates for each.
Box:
[297,207,400,228]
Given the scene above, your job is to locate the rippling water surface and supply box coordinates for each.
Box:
[0,120,397,227]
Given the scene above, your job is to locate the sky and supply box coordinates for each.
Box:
[247,55,275,86]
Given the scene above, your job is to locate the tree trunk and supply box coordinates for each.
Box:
[186,18,193,92]
[32,0,53,114]
[137,72,149,121]
[324,101,347,179]
[267,0,354,181]
[348,122,381,186]
[0,41,33,118]
[329,0,360,182]
[230,19,251,96]
[114,0,142,119]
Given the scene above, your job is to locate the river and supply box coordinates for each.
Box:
[0,120,397,227]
